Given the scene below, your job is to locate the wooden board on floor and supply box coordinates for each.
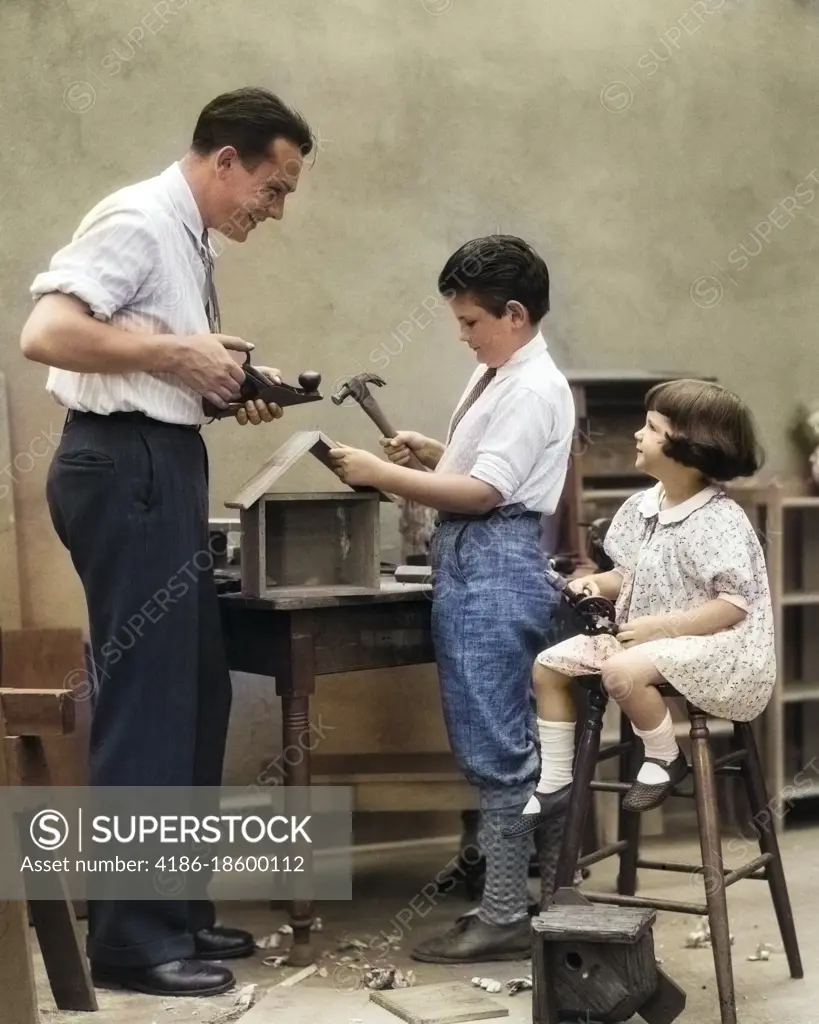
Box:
[369,982,509,1023]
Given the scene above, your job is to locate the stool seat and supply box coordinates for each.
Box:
[534,671,802,1024]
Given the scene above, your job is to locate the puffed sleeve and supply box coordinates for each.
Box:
[682,501,763,612]
[603,491,649,574]
[30,207,160,321]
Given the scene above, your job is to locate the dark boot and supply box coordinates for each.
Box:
[534,814,567,910]
[410,911,531,964]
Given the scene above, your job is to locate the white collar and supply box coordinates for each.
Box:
[495,331,547,379]
[161,161,205,239]
[639,482,722,523]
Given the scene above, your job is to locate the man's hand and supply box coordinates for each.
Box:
[235,366,284,426]
[379,431,443,470]
[165,334,254,409]
[617,615,670,648]
[326,444,387,488]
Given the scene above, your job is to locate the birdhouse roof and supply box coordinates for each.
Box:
[225,430,396,511]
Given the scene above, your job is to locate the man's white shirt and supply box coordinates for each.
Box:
[30,162,215,425]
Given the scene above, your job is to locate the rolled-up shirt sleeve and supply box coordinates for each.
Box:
[30,208,159,321]
[469,387,553,499]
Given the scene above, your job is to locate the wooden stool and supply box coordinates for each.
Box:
[0,685,97,1022]
[550,674,802,1024]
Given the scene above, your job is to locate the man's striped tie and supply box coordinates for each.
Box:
[200,229,221,333]
[447,367,497,443]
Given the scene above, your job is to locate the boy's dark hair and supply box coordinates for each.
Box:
[646,379,763,481]
[438,235,550,323]
[191,87,313,168]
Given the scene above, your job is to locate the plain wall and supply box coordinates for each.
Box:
[2,0,817,785]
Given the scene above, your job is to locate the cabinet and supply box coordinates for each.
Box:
[740,482,819,829]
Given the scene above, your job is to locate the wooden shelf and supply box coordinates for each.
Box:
[782,592,819,606]
[583,488,637,502]
[787,777,819,801]
[781,496,819,509]
[310,753,475,813]
[782,681,819,703]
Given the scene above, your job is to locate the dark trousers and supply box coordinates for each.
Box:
[46,413,233,968]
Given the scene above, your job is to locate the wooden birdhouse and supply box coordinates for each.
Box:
[225,430,394,598]
[532,902,686,1024]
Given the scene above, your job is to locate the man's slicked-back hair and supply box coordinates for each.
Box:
[191,87,313,168]
[437,235,550,323]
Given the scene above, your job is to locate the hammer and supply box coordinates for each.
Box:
[331,372,427,472]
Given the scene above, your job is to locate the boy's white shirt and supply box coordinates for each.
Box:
[435,331,575,515]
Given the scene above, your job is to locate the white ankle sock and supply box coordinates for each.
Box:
[523,719,576,812]
[633,710,679,784]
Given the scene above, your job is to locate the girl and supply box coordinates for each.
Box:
[504,378,775,837]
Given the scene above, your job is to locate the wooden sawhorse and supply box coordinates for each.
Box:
[0,684,97,1021]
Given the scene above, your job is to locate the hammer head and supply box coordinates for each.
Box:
[331,372,387,405]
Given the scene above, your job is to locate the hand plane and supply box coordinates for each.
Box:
[202,357,323,420]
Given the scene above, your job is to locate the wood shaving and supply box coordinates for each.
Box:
[263,954,291,968]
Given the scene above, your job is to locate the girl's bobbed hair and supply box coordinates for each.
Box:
[646,379,764,482]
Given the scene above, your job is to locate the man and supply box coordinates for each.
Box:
[20,87,313,997]
[328,235,575,963]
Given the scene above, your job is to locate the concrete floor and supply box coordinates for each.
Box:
[35,825,818,1024]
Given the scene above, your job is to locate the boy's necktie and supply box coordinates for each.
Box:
[447,367,497,443]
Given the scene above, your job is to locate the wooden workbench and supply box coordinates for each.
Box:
[219,578,434,959]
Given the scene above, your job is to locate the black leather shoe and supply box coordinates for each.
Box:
[500,785,572,838]
[410,912,531,964]
[91,959,235,997]
[194,925,256,960]
[622,750,689,812]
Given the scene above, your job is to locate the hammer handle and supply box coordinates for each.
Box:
[360,395,428,472]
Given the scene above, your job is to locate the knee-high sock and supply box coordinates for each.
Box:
[477,787,532,926]
[521,719,575,813]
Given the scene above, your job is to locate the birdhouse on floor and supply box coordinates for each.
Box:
[532,902,686,1024]
[225,430,394,598]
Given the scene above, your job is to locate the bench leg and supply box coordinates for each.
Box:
[0,900,38,1024]
[735,721,803,979]
[554,684,607,890]
[689,707,737,1024]
[29,883,97,1011]
[616,711,641,896]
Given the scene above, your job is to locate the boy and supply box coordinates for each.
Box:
[328,235,574,962]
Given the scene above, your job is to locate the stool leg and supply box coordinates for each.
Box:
[554,684,608,890]
[689,707,737,1024]
[735,721,803,979]
[616,711,641,896]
